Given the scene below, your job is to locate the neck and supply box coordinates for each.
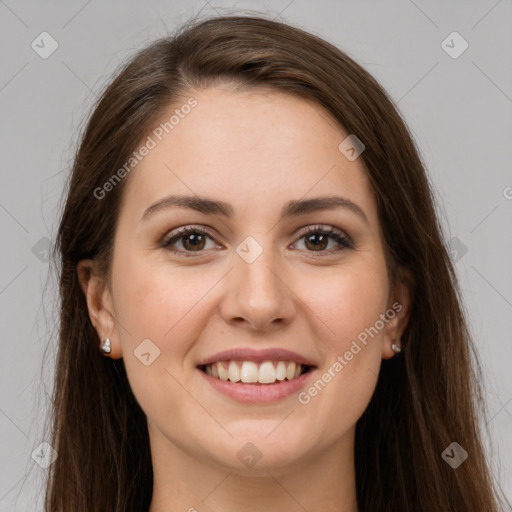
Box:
[147,423,359,512]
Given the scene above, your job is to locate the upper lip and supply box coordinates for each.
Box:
[196,348,317,367]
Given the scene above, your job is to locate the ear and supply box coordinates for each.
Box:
[381,267,414,360]
[77,259,122,359]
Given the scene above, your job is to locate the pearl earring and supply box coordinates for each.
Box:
[100,338,111,355]
[391,340,402,355]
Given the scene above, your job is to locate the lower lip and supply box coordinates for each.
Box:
[198,367,316,403]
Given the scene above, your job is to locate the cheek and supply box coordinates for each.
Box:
[111,259,211,419]
[112,254,223,361]
[296,265,386,422]
[302,263,388,347]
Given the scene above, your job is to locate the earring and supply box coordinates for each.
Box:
[391,340,402,355]
[100,338,111,355]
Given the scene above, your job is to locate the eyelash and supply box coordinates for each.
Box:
[161,224,353,258]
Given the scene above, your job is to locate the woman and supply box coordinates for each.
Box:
[45,13,510,512]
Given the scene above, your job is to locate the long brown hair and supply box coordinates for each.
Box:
[45,13,510,511]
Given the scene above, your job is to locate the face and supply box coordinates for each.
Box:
[82,85,410,474]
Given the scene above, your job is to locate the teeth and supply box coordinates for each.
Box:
[286,362,296,380]
[218,362,229,381]
[258,361,276,383]
[228,361,240,382]
[203,360,306,384]
[241,361,259,383]
[276,361,287,380]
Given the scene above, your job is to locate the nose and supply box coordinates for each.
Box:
[219,244,296,332]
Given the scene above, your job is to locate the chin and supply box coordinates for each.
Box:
[206,429,312,472]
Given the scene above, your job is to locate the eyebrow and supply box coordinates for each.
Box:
[141,194,370,226]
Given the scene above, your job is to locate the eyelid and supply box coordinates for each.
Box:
[294,224,351,242]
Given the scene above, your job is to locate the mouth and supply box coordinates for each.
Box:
[195,347,318,402]
[198,360,315,385]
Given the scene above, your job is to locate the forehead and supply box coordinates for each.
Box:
[121,85,378,228]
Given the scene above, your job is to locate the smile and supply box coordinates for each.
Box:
[200,360,312,385]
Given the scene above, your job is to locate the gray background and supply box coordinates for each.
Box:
[1,0,511,510]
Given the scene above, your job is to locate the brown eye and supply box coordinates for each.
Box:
[180,232,207,251]
[294,226,353,254]
[303,232,329,251]
[162,226,218,256]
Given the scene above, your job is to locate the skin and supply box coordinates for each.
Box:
[78,84,412,512]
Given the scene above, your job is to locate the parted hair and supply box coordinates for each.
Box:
[45,13,509,512]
